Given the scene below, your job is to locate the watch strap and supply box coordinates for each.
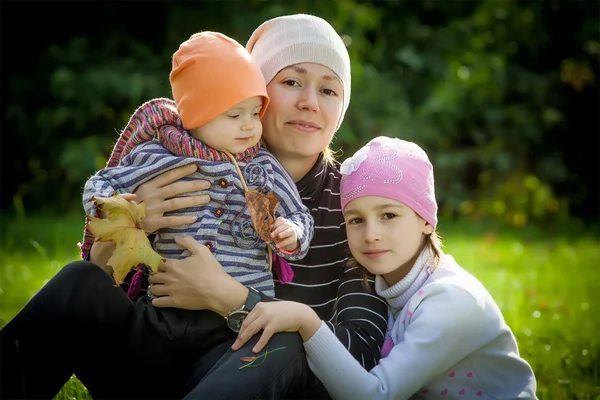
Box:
[244,287,261,312]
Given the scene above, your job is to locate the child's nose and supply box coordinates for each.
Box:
[241,114,256,131]
[364,222,382,242]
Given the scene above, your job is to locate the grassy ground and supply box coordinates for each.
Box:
[1,213,599,399]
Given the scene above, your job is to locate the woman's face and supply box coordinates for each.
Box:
[260,63,344,163]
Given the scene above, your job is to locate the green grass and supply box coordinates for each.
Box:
[1,213,599,399]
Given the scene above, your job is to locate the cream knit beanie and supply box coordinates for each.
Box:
[246,14,351,131]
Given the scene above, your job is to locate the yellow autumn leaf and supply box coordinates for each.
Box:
[86,193,165,285]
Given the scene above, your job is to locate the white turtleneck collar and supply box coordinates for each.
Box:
[375,248,437,312]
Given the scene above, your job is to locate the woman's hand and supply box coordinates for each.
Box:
[232,301,322,354]
[89,164,210,267]
[149,235,249,315]
[133,163,211,233]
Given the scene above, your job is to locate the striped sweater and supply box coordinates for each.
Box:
[82,100,313,297]
[270,154,389,370]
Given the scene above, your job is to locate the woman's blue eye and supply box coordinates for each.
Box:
[322,88,338,96]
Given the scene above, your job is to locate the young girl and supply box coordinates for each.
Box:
[235,136,538,399]
[81,31,313,300]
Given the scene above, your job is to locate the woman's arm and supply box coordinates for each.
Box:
[325,264,388,370]
[231,265,388,359]
[148,235,252,316]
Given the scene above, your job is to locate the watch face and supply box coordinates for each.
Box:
[227,310,249,332]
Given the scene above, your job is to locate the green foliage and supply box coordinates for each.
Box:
[332,0,597,226]
[1,214,599,399]
[3,0,598,225]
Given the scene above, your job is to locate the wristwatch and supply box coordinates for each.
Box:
[225,287,261,332]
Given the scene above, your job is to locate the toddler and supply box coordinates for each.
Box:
[81,31,314,300]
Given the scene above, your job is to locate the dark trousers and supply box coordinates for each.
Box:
[0,261,233,399]
[181,333,330,400]
[0,261,328,400]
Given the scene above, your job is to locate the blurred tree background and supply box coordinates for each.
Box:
[1,0,598,228]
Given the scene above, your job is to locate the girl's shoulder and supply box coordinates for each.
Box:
[408,255,502,320]
[427,254,487,291]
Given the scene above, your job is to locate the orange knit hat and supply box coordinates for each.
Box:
[170,31,269,130]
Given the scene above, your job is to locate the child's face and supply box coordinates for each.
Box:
[190,96,263,154]
[344,196,431,283]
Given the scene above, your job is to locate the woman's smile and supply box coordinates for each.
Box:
[286,120,321,133]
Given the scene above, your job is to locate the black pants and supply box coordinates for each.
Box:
[0,261,233,399]
[0,261,328,399]
[181,333,330,400]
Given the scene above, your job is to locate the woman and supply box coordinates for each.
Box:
[0,14,387,400]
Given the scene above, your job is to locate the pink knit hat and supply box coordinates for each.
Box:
[340,136,438,228]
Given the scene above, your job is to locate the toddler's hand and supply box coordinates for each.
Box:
[270,217,299,253]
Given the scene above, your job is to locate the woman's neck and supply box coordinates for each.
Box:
[275,152,321,182]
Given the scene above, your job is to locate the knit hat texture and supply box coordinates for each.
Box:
[246,14,351,131]
[340,136,438,228]
[170,31,269,130]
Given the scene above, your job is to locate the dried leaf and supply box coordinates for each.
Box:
[245,189,280,243]
[86,193,165,285]
[240,356,257,363]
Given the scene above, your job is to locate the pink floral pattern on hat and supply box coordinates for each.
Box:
[340,136,438,228]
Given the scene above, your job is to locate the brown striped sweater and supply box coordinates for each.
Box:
[270,153,388,369]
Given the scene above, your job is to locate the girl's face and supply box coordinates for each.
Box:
[260,63,344,164]
[344,196,432,285]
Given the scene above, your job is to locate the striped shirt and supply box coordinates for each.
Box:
[267,154,388,370]
[83,142,314,297]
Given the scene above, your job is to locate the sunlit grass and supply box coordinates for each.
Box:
[443,229,600,399]
[0,213,598,399]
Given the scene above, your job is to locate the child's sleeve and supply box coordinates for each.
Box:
[79,142,194,259]
[268,158,314,261]
[304,284,509,400]
[83,142,154,216]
